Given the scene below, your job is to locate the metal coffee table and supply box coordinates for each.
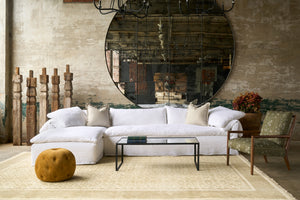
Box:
[115,137,200,171]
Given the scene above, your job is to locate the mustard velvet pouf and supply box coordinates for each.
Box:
[35,148,76,182]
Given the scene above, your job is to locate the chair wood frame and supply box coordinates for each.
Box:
[227,115,296,175]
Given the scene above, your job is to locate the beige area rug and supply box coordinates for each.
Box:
[0,152,295,200]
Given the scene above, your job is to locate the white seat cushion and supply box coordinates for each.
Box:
[30,126,106,144]
[105,124,227,137]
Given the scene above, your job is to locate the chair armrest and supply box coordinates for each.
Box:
[252,135,290,139]
[228,130,261,134]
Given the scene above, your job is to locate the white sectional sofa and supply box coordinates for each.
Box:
[30,105,245,165]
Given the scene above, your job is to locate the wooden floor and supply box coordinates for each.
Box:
[0,142,300,199]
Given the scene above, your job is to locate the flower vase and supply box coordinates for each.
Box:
[239,112,262,137]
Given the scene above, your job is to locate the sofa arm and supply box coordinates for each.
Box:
[228,130,261,138]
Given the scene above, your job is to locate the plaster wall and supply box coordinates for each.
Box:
[0,0,7,142]
[0,0,299,142]
[217,0,300,139]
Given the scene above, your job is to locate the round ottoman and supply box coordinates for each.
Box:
[35,148,76,182]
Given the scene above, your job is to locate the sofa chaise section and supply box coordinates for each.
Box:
[31,126,106,165]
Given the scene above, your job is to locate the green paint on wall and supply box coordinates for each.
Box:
[76,101,139,109]
[211,98,300,113]
[211,98,300,125]
[0,102,5,127]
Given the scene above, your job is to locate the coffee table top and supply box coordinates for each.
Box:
[117,137,199,145]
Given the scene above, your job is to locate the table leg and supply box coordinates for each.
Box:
[197,143,200,171]
[194,143,200,171]
[194,143,196,166]
[116,144,124,171]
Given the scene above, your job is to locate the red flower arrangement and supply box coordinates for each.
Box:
[232,92,263,113]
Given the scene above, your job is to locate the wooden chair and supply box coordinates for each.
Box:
[226,111,296,175]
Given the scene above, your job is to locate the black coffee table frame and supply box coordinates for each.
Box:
[115,137,200,171]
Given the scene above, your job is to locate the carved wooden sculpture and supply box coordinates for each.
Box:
[12,67,23,145]
[64,64,73,108]
[26,70,37,145]
[39,68,49,129]
[51,68,60,111]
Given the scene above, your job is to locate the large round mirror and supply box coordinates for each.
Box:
[105,0,234,105]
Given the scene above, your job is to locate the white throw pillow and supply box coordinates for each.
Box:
[208,106,245,128]
[46,106,86,128]
[86,105,111,127]
[110,107,167,126]
[39,118,57,132]
[165,106,187,124]
[185,102,210,126]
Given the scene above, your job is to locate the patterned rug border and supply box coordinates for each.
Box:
[0,152,296,200]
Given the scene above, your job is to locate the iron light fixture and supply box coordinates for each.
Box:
[93,0,150,18]
[179,0,235,15]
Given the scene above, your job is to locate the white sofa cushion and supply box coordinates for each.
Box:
[110,107,167,126]
[185,102,210,126]
[30,126,106,144]
[208,106,245,128]
[165,106,187,124]
[105,124,229,137]
[46,106,86,128]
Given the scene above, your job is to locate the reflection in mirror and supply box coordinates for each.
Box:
[105,0,234,105]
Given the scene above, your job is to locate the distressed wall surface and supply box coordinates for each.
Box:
[0,0,6,142]
[216,0,300,140]
[0,0,299,142]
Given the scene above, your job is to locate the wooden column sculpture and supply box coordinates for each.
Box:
[64,64,73,108]
[26,70,37,145]
[39,68,49,129]
[51,68,60,111]
[12,67,23,145]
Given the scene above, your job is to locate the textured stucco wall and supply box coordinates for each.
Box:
[215,0,300,140]
[0,0,6,141]
[0,0,299,142]
[12,1,130,106]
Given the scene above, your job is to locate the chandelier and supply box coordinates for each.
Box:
[93,0,150,18]
[94,0,235,18]
[179,0,235,15]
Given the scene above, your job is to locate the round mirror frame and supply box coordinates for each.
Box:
[105,2,235,106]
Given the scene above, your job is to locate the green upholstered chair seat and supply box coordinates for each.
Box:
[228,138,286,157]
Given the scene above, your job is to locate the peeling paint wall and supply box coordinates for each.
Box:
[0,0,7,142]
[12,1,131,106]
[0,0,299,142]
[216,0,300,140]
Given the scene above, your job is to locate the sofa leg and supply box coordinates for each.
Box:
[284,155,291,170]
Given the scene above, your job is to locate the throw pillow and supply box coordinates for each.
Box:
[86,104,111,127]
[39,119,57,133]
[47,106,86,128]
[185,102,210,126]
[165,106,187,124]
[208,106,245,128]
